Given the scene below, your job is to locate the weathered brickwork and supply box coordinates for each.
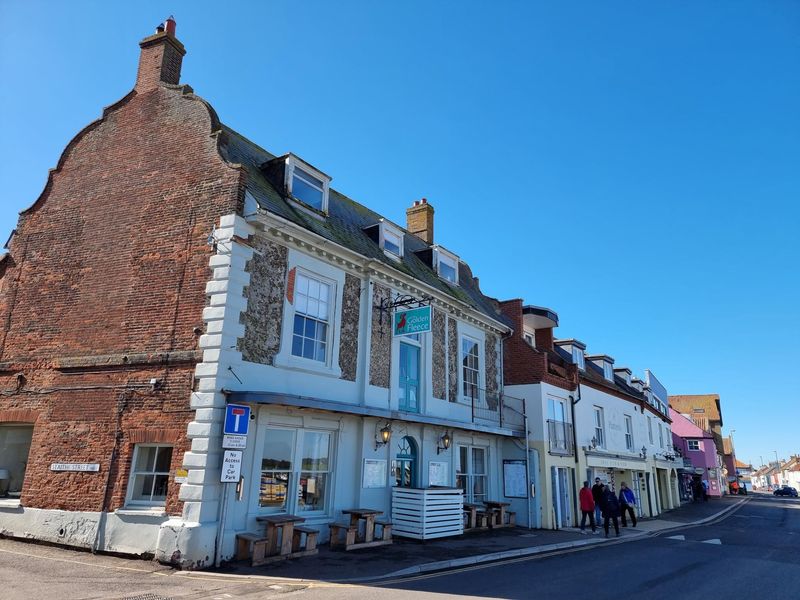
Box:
[338,274,361,381]
[0,60,242,513]
[369,283,391,388]
[431,308,446,400]
[485,331,499,397]
[239,238,288,364]
[447,317,458,402]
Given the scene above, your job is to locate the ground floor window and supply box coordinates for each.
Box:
[0,425,33,498]
[260,427,332,514]
[127,444,173,506]
[456,445,487,503]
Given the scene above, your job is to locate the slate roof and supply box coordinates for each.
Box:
[218,125,511,330]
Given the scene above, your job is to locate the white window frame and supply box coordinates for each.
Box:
[274,250,344,378]
[658,423,664,448]
[289,270,333,365]
[593,406,605,448]
[524,333,535,347]
[125,444,173,508]
[688,440,702,451]
[379,220,404,259]
[257,426,335,517]
[456,444,489,503]
[284,155,331,213]
[624,415,634,451]
[460,333,482,405]
[648,416,654,444]
[433,246,459,284]
[603,362,614,381]
[572,347,585,370]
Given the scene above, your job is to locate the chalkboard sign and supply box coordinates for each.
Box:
[503,459,527,498]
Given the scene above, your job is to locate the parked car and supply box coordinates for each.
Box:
[773,486,798,497]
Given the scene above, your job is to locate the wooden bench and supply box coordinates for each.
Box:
[375,519,392,542]
[291,525,319,557]
[474,511,492,529]
[236,531,268,566]
[328,522,357,549]
[506,511,516,527]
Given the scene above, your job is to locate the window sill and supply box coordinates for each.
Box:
[115,507,168,518]
[0,498,21,509]
[273,353,343,379]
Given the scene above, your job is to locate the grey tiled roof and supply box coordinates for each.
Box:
[219,125,511,329]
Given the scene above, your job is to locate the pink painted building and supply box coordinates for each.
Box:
[670,408,721,498]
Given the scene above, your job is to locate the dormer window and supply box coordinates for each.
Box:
[379,220,404,258]
[603,362,614,382]
[284,155,331,213]
[572,347,585,370]
[434,247,458,284]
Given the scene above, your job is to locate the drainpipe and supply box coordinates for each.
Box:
[570,381,581,465]
[524,413,533,530]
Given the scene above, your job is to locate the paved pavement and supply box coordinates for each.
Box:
[0,495,756,599]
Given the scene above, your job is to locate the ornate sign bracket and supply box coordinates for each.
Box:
[377,294,432,337]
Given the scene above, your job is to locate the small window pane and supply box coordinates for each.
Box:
[301,432,330,471]
[439,260,457,282]
[262,429,294,470]
[294,167,324,189]
[292,175,324,209]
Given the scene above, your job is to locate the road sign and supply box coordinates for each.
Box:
[393,305,431,336]
[224,404,250,435]
[223,434,247,449]
[221,450,242,483]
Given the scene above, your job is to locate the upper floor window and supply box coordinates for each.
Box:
[603,362,614,381]
[285,155,331,213]
[461,337,480,402]
[524,334,534,347]
[127,444,173,507]
[291,272,331,363]
[624,415,634,451]
[648,416,654,444]
[434,247,458,284]
[658,423,664,448]
[593,406,605,448]
[380,220,404,258]
[572,347,585,370]
[688,440,702,451]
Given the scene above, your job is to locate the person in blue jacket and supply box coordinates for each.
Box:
[618,482,637,527]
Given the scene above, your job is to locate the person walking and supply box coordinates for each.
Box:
[579,481,598,534]
[618,482,637,527]
[600,485,621,537]
[701,479,709,501]
[591,477,604,526]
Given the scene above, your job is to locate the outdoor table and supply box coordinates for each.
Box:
[256,514,306,557]
[341,508,383,543]
[483,500,511,527]
[463,502,483,529]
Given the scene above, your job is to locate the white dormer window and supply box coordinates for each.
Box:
[572,347,585,370]
[603,362,614,381]
[380,220,404,258]
[434,247,458,284]
[285,155,330,213]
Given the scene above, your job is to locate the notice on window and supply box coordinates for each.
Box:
[363,459,387,488]
[428,461,449,486]
[503,460,527,498]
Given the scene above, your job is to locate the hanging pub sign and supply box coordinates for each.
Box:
[393,305,431,336]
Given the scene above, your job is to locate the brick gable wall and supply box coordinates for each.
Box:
[0,84,243,513]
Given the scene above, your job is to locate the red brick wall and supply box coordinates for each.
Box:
[0,80,243,513]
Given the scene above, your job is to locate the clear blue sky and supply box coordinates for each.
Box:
[1,1,798,466]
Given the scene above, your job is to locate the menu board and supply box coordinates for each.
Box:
[363,459,387,488]
[503,460,527,498]
[428,461,449,486]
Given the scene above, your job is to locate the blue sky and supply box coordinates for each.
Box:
[1,1,798,466]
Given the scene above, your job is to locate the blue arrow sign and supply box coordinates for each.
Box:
[224,404,251,435]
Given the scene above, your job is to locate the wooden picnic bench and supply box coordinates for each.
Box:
[233,514,319,566]
[330,509,392,551]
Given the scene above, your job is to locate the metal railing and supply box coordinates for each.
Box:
[547,419,574,455]
[464,386,526,432]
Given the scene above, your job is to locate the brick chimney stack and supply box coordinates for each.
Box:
[135,16,186,93]
[406,198,434,244]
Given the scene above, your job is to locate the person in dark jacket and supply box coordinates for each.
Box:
[591,477,604,525]
[600,485,620,537]
[618,482,637,527]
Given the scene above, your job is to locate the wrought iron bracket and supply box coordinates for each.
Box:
[377,293,432,337]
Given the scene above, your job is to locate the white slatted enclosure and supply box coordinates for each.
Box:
[391,487,464,540]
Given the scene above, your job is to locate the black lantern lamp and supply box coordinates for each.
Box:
[437,431,452,454]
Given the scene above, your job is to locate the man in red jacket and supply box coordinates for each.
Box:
[579,480,599,534]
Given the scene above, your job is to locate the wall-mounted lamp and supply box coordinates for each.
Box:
[437,432,452,455]
[590,436,598,450]
[640,446,647,460]
[375,422,392,450]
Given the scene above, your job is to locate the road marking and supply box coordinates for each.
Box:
[701,538,722,545]
[666,535,685,540]
[0,546,158,573]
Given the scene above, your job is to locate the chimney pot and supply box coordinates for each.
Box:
[165,16,177,36]
[422,198,427,204]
